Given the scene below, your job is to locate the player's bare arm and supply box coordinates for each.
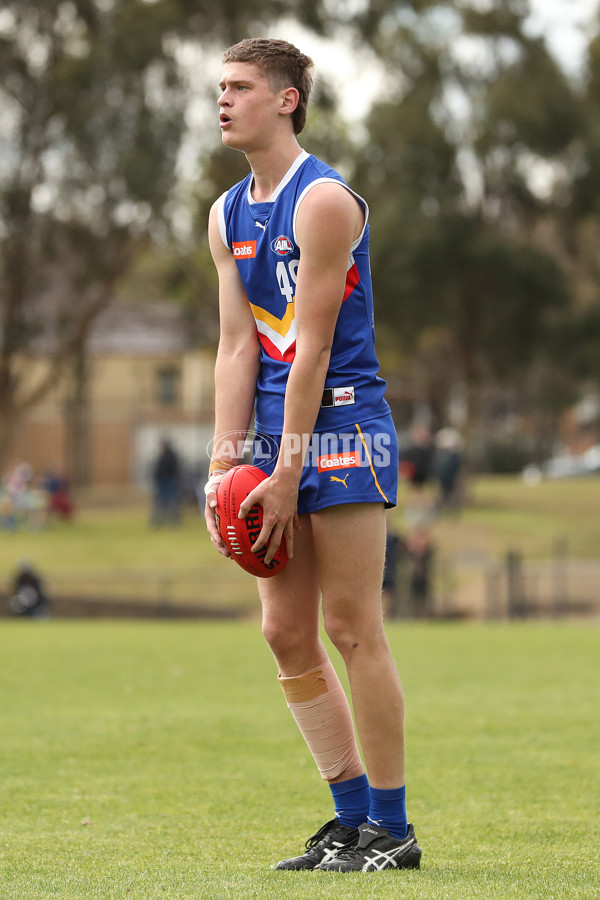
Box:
[239,182,364,561]
[206,199,260,555]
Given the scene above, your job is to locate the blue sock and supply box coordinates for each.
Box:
[329,774,370,829]
[368,785,408,839]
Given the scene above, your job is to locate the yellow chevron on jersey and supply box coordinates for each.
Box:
[249,299,295,336]
[249,299,297,359]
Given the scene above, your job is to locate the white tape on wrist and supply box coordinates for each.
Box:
[204,472,223,500]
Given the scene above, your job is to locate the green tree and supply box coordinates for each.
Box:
[0,1,189,469]
[351,1,579,440]
[0,0,336,472]
[550,21,600,391]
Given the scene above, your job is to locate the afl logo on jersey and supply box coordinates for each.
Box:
[271,235,295,256]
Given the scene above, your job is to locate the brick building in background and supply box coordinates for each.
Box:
[8,302,216,487]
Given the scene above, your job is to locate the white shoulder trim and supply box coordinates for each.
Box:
[216,192,229,249]
[292,178,369,251]
[247,149,310,205]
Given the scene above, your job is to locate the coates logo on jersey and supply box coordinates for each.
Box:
[270,235,295,256]
[232,240,256,259]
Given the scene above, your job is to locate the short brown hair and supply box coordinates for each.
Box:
[223,38,314,135]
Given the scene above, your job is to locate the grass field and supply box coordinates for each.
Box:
[434,475,600,561]
[1,475,599,613]
[1,620,599,899]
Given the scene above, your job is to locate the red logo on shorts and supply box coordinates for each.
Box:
[317,453,361,473]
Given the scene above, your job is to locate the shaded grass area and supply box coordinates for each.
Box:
[0,620,599,898]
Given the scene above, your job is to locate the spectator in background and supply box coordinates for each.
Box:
[382,515,406,620]
[25,476,49,530]
[43,468,74,520]
[399,423,434,489]
[8,561,51,618]
[6,462,34,528]
[406,527,434,617]
[399,423,435,527]
[150,438,181,527]
[1,462,50,531]
[0,479,16,530]
[434,427,464,513]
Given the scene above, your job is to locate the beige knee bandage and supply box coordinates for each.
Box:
[278,658,363,781]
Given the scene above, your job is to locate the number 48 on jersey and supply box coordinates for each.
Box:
[276,259,299,304]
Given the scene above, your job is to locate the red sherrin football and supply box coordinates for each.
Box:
[215,465,288,578]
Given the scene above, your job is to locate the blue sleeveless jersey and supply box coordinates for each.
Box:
[217,151,390,434]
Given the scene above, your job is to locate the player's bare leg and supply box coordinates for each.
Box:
[259,514,369,870]
[258,513,324,676]
[311,502,421,872]
[311,502,405,788]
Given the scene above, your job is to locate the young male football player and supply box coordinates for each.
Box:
[204,38,421,873]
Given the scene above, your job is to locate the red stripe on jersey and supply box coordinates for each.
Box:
[258,332,296,363]
[343,262,360,302]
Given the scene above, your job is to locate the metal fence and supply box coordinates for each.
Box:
[384,546,600,622]
[485,553,600,619]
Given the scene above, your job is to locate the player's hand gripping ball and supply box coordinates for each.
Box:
[215,465,288,578]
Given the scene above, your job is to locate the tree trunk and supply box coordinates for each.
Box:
[64,347,92,489]
[458,333,482,468]
[0,412,19,473]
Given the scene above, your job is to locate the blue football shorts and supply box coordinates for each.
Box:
[253,413,398,515]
